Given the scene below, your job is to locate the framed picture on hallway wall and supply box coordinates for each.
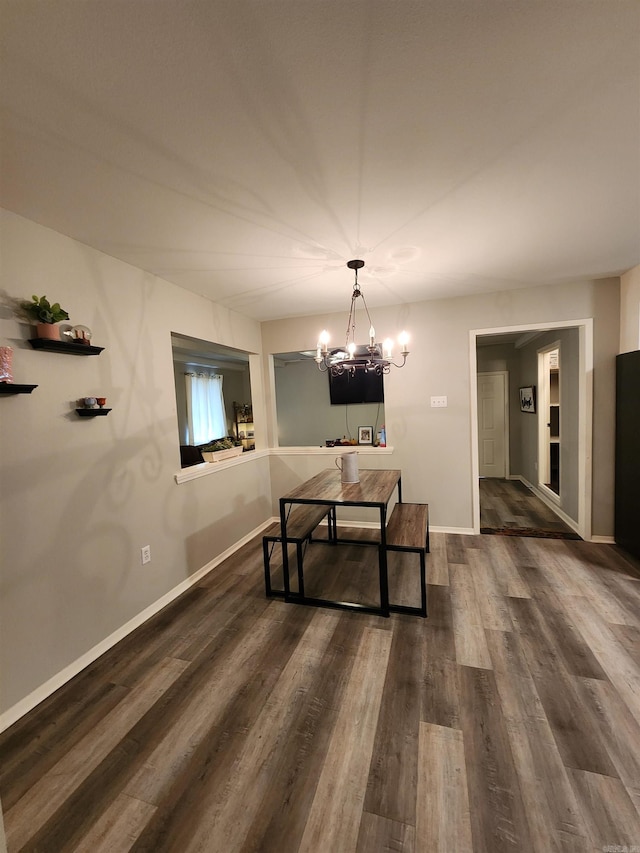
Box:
[519,386,536,413]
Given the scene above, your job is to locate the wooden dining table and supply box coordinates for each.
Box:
[279,468,402,616]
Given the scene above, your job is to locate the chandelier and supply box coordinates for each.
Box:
[315,260,410,376]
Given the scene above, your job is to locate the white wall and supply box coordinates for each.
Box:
[0,210,272,721]
[620,264,640,353]
[262,277,620,535]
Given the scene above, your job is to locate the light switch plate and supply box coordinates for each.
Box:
[431,396,448,408]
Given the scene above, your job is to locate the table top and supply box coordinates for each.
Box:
[281,468,401,507]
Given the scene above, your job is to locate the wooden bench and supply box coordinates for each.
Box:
[385,502,429,617]
[263,504,336,598]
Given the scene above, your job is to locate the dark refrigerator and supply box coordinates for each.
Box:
[615,350,640,559]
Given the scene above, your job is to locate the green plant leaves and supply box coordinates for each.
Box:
[21,295,69,323]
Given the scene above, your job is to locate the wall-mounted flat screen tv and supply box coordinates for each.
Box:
[328,369,384,405]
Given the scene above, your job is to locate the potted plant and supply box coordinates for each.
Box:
[21,295,70,341]
[201,436,244,462]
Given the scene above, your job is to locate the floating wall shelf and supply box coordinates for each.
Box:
[0,383,38,395]
[76,408,112,417]
[29,339,104,356]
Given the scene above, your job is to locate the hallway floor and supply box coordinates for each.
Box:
[480,477,580,539]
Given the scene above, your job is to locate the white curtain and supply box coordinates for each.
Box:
[185,372,226,445]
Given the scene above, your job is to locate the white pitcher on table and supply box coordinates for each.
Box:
[335,451,359,484]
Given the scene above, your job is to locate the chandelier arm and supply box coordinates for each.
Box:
[388,354,409,369]
[358,288,375,337]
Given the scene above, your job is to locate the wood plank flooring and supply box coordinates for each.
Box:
[1,530,640,852]
[480,477,579,537]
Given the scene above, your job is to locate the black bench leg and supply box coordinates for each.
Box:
[295,541,305,598]
[263,537,273,597]
[329,506,337,542]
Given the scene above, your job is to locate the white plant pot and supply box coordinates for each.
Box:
[201,446,243,463]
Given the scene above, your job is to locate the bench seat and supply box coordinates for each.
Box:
[263,504,336,597]
[385,502,429,617]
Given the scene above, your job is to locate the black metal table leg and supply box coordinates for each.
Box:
[280,499,291,599]
[379,504,390,616]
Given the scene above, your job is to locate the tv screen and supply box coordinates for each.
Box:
[328,370,384,405]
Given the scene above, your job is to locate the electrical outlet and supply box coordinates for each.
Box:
[141,545,151,565]
[430,396,448,408]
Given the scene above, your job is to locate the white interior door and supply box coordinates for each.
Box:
[477,372,508,478]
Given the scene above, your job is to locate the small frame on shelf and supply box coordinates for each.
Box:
[0,383,38,395]
[358,425,373,445]
[519,386,536,413]
[29,339,104,356]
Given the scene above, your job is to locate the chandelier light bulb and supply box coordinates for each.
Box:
[383,338,394,358]
[318,329,330,355]
[398,330,410,353]
[347,341,357,357]
[369,325,376,346]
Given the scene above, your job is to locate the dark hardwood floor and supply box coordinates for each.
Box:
[1,527,640,852]
[480,477,580,537]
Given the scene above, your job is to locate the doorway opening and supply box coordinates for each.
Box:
[470,320,593,541]
[538,344,560,497]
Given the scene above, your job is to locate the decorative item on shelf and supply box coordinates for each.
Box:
[0,346,13,383]
[357,425,373,445]
[0,346,37,393]
[64,325,92,345]
[314,260,410,376]
[75,396,111,417]
[327,436,357,447]
[200,436,244,462]
[20,294,70,341]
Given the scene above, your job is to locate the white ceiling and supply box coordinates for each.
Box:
[1,1,639,322]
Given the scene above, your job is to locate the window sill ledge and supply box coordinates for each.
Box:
[175,449,268,484]
[271,445,394,456]
[174,445,393,484]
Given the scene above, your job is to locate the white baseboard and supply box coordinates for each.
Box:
[590,535,616,544]
[0,519,274,734]
[431,526,476,535]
